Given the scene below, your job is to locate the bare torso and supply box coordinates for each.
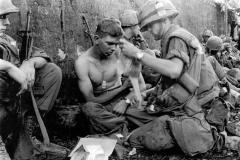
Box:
[82,50,122,94]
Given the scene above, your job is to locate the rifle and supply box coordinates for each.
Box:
[19,10,33,63]
[82,15,94,46]
[18,11,51,145]
[18,11,70,155]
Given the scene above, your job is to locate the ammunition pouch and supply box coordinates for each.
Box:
[162,72,201,116]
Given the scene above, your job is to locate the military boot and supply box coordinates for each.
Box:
[24,115,38,138]
[0,136,11,160]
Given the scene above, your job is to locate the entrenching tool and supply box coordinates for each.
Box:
[30,88,69,158]
[18,9,69,158]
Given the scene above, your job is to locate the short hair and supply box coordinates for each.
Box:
[95,18,123,38]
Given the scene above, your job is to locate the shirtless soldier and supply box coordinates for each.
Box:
[75,18,153,134]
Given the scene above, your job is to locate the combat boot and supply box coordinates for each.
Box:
[24,115,38,138]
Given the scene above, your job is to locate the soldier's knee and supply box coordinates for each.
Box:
[81,102,100,116]
[47,63,62,82]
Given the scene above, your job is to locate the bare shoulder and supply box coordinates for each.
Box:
[75,54,90,78]
[75,53,89,65]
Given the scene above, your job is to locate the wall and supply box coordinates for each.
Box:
[8,0,225,57]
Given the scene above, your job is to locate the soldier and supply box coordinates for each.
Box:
[120,10,149,50]
[75,18,156,134]
[120,0,233,155]
[206,36,240,93]
[0,0,62,159]
[201,29,214,53]
[202,29,214,46]
[119,9,161,86]
[206,36,234,69]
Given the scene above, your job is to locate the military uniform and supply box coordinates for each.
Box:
[81,11,157,134]
[0,33,62,159]
[0,33,62,112]
[128,24,219,156]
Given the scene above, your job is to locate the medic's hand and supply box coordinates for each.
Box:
[113,100,128,116]
[17,73,28,95]
[20,60,36,88]
[119,39,141,59]
[121,78,132,91]
[126,92,144,105]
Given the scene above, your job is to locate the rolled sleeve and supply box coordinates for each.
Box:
[166,38,189,67]
[30,46,51,62]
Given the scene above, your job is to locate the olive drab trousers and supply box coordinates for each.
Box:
[0,63,62,159]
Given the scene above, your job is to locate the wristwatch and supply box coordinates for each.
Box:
[136,52,144,61]
[125,98,131,104]
[123,98,131,114]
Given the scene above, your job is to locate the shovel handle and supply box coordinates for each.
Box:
[30,88,50,145]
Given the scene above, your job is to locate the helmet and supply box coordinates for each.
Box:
[138,0,179,32]
[119,10,138,27]
[202,29,213,37]
[206,36,223,51]
[0,0,19,16]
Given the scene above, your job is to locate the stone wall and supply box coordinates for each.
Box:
[8,0,225,57]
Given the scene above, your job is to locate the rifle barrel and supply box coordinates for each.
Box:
[19,10,32,62]
[26,11,31,59]
[82,16,94,46]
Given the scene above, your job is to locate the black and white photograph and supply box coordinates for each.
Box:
[1,0,240,159]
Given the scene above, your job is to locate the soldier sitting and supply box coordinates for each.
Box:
[75,18,155,134]
[0,0,62,159]
[119,0,240,155]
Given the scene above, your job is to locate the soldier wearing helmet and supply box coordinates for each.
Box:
[206,36,234,68]
[120,0,229,155]
[119,9,161,85]
[202,29,214,45]
[120,10,140,39]
[0,1,21,159]
[206,36,223,52]
[0,0,62,159]
[120,10,149,50]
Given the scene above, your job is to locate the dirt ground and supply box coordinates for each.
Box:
[50,135,239,160]
[33,108,239,160]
